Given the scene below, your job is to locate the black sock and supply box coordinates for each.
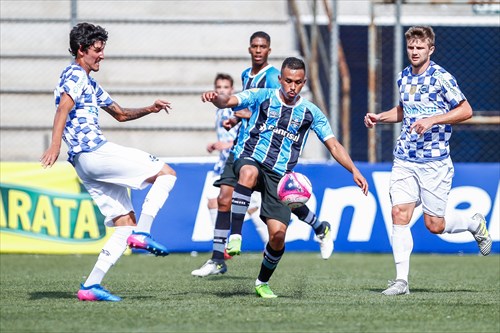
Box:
[230,183,252,236]
[212,211,230,261]
[257,243,285,283]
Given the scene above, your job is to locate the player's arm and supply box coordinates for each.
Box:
[324,137,369,195]
[364,105,403,128]
[410,100,472,135]
[102,99,171,122]
[201,91,239,109]
[207,141,234,153]
[40,93,74,168]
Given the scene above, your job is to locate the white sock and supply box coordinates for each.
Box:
[443,213,480,234]
[209,208,217,229]
[229,234,242,241]
[137,174,176,233]
[255,279,266,286]
[83,226,134,287]
[391,224,413,282]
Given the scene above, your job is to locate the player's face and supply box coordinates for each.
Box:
[248,37,271,67]
[214,79,233,96]
[278,67,306,104]
[78,40,105,73]
[406,38,434,73]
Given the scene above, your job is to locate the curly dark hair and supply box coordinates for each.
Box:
[68,22,108,57]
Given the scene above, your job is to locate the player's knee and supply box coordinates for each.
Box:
[424,215,445,234]
[269,230,286,247]
[112,211,136,226]
[391,206,411,225]
[159,164,176,177]
[217,192,232,211]
[238,165,258,187]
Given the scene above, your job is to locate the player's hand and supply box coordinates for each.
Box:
[410,118,433,135]
[152,99,171,114]
[206,142,216,153]
[353,169,369,196]
[201,91,218,103]
[222,117,239,130]
[364,113,379,128]
[40,146,60,168]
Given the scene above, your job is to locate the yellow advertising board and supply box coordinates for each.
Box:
[0,162,118,254]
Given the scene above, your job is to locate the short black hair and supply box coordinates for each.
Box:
[250,31,271,45]
[214,73,234,87]
[69,22,108,57]
[281,57,306,74]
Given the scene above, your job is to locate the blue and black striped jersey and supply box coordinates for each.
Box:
[232,88,334,176]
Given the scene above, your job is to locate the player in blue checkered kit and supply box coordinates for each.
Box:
[40,23,177,301]
[364,26,492,296]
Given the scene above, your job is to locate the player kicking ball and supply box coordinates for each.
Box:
[40,22,176,301]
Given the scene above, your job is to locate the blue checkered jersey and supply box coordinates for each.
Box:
[232,88,334,176]
[241,64,280,90]
[394,61,466,163]
[54,63,114,164]
[213,107,240,175]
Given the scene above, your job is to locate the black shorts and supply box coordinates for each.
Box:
[233,157,291,225]
[213,152,238,188]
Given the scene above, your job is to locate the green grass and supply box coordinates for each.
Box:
[1,252,499,333]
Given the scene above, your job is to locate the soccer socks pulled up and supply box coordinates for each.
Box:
[230,183,253,236]
[137,174,176,233]
[292,205,322,233]
[257,243,285,283]
[391,224,413,282]
[83,226,134,287]
[443,212,481,234]
[212,211,231,261]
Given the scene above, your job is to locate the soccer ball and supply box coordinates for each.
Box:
[277,172,313,209]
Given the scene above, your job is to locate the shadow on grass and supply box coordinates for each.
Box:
[368,288,476,293]
[30,291,75,300]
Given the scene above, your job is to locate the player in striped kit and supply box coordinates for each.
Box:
[192,33,334,279]
[40,23,176,301]
[226,31,334,259]
[364,26,492,296]
[199,57,368,297]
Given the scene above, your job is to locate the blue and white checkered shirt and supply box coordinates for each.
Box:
[213,107,240,175]
[394,61,466,162]
[54,63,114,164]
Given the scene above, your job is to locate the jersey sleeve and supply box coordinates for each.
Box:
[60,67,87,102]
[235,88,260,113]
[265,67,281,88]
[311,106,335,142]
[435,71,466,109]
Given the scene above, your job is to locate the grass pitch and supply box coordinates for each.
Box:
[1,252,498,333]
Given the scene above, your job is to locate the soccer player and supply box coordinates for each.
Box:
[364,26,492,296]
[40,22,177,301]
[200,57,368,297]
[192,33,333,278]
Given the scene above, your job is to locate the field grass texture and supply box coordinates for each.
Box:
[1,253,499,333]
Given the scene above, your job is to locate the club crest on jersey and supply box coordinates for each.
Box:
[409,85,417,95]
[269,110,279,118]
[419,85,428,94]
[290,118,301,128]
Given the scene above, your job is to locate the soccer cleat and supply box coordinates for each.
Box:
[77,284,121,302]
[471,213,492,256]
[127,231,169,256]
[381,279,410,296]
[226,235,242,256]
[191,259,227,277]
[317,221,334,260]
[223,249,233,260]
[255,283,278,298]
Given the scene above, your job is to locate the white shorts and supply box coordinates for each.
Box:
[74,142,165,226]
[389,157,454,217]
